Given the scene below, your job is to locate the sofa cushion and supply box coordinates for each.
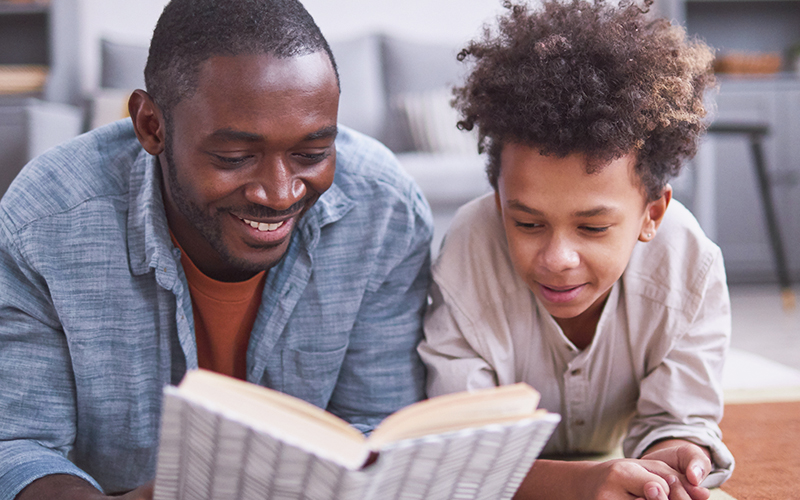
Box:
[328,34,387,144]
[381,36,465,152]
[100,38,148,90]
[396,87,477,155]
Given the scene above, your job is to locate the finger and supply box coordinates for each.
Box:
[619,464,670,500]
[667,474,711,500]
[643,480,669,500]
[685,457,710,486]
[676,448,712,486]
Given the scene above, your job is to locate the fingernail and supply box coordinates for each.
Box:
[692,465,705,478]
[646,486,660,499]
[667,475,678,485]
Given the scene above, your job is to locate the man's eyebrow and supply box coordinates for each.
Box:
[209,129,263,142]
[304,125,338,141]
[208,125,338,143]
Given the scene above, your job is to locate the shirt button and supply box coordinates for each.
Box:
[574,419,585,426]
[571,368,582,376]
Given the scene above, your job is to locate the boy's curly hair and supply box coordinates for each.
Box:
[454,0,715,200]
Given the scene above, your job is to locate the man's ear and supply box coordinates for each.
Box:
[639,184,672,242]
[128,89,166,156]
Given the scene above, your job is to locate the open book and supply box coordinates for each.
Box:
[153,369,560,500]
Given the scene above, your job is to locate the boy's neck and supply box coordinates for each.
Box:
[554,291,610,350]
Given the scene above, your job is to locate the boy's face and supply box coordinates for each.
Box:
[495,143,669,331]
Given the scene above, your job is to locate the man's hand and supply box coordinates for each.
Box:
[114,481,154,500]
[15,474,154,500]
[642,439,713,499]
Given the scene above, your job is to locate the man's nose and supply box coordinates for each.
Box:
[243,156,306,211]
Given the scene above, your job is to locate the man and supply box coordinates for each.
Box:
[0,1,432,499]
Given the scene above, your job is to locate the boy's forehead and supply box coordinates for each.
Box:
[498,143,648,208]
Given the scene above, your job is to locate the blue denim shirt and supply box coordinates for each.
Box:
[0,120,432,497]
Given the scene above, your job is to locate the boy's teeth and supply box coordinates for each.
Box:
[243,218,284,232]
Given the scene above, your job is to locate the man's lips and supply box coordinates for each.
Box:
[538,283,586,304]
[240,217,286,232]
[233,213,296,243]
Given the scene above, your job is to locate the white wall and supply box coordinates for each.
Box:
[47,0,504,105]
[48,0,679,105]
[302,0,504,44]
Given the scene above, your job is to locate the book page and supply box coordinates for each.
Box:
[177,369,369,469]
[367,383,541,448]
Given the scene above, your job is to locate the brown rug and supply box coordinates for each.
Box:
[719,400,800,500]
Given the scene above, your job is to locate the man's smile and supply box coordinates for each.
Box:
[240,217,286,232]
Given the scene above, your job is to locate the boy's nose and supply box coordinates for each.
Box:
[539,234,580,273]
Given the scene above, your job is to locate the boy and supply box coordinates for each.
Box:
[418,1,734,499]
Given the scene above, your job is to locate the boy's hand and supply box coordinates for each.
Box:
[580,459,674,500]
[642,439,713,499]
[513,458,692,500]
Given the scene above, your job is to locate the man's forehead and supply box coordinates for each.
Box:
[196,51,337,86]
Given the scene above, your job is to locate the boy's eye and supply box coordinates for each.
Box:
[514,221,543,229]
[580,225,610,233]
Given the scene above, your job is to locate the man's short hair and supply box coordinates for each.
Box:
[145,0,339,117]
[454,0,715,200]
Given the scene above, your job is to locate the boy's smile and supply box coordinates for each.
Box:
[495,143,670,346]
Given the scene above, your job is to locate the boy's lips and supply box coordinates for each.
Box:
[538,283,586,304]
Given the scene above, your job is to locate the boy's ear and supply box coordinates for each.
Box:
[639,184,672,242]
[128,89,166,156]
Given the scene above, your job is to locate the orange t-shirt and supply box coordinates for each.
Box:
[172,235,266,380]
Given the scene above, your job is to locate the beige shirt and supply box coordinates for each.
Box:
[419,194,734,484]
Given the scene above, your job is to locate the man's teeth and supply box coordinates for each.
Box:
[242,218,284,232]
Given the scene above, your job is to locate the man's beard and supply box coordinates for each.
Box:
[161,137,302,278]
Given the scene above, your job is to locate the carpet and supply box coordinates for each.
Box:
[719,399,800,500]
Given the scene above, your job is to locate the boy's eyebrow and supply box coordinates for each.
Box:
[507,200,544,216]
[573,207,615,218]
[507,200,616,218]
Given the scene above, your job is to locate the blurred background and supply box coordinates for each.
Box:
[0,0,797,372]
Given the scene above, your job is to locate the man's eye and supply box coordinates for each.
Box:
[294,150,332,163]
[581,226,610,233]
[213,154,251,166]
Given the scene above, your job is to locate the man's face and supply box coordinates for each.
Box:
[496,143,664,332]
[160,52,339,282]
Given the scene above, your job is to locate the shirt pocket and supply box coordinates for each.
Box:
[280,345,347,409]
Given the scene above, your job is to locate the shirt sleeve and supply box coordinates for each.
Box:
[417,278,500,398]
[624,248,735,486]
[0,220,103,499]
[324,189,433,434]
